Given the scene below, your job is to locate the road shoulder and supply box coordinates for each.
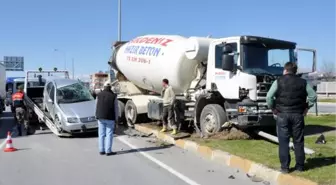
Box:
[133,117,335,185]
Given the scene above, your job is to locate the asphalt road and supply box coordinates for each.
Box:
[308,102,336,114]
[0,108,268,185]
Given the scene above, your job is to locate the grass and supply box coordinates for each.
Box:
[318,98,336,103]
[189,115,336,185]
[140,115,335,184]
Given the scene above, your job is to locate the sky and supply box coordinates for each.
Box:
[0,0,335,78]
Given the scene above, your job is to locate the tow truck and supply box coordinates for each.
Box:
[23,68,73,137]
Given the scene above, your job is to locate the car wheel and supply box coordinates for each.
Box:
[54,116,63,132]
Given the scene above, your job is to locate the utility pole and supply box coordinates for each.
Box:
[72,58,75,79]
[118,0,122,41]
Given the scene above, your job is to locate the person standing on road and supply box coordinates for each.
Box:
[95,81,118,156]
[266,61,317,173]
[160,79,177,135]
[11,85,28,136]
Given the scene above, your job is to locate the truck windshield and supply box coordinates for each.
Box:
[56,83,94,104]
[241,43,295,76]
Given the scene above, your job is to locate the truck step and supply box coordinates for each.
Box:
[185,102,195,107]
[184,110,194,117]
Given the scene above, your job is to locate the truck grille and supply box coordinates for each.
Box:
[256,82,272,102]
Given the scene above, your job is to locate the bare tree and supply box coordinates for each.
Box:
[320,60,336,81]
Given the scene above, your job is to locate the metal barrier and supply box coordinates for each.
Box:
[317,82,336,96]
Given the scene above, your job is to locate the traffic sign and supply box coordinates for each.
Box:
[3,56,24,71]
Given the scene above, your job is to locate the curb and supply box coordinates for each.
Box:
[134,124,318,185]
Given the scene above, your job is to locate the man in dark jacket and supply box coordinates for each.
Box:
[266,62,317,173]
[95,82,119,156]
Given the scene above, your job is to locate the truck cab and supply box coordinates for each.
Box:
[194,36,313,136]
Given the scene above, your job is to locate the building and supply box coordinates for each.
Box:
[90,71,110,90]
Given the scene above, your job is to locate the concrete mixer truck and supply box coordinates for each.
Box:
[108,35,316,137]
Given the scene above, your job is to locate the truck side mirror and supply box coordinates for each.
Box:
[222,54,235,71]
[223,44,233,54]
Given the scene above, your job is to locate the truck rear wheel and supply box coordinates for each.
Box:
[200,104,227,137]
[125,100,137,127]
[118,100,126,125]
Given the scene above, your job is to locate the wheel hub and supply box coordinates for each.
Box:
[204,114,216,133]
[127,107,134,120]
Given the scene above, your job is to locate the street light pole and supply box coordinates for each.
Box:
[118,0,121,41]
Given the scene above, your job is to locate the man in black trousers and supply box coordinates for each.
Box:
[266,61,317,173]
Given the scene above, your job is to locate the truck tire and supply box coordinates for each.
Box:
[200,104,227,137]
[118,100,126,125]
[125,100,137,127]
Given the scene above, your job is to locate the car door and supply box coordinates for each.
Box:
[48,84,56,118]
[43,82,53,110]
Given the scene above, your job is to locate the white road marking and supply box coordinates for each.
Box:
[117,136,201,185]
[0,139,6,149]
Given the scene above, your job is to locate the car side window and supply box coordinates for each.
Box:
[50,85,55,101]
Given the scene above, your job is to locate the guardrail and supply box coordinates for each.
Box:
[317,82,336,96]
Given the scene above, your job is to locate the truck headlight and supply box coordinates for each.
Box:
[67,117,79,123]
[238,106,257,113]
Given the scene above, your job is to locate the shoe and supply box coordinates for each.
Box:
[160,126,167,133]
[295,166,305,172]
[99,152,106,155]
[106,152,117,156]
[280,168,289,174]
[171,129,177,135]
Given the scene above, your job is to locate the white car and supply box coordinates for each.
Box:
[42,78,98,134]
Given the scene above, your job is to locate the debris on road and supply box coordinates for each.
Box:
[246,174,264,182]
[228,175,235,179]
[124,128,153,138]
[263,181,271,185]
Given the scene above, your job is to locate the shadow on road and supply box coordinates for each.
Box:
[16,148,32,151]
[60,124,131,139]
[304,125,336,136]
[116,144,174,155]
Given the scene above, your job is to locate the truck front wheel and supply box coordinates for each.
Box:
[125,100,137,127]
[200,104,227,137]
